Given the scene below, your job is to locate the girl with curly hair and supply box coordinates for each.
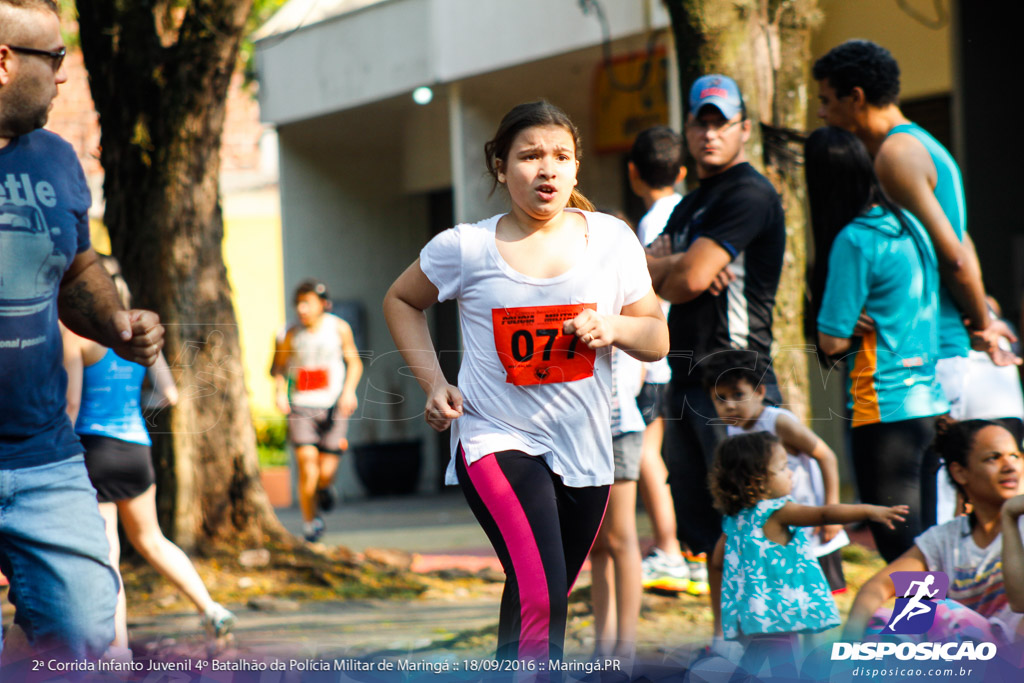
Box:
[708,431,907,676]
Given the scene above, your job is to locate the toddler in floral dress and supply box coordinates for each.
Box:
[708,432,908,678]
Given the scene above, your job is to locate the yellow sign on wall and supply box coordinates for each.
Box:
[593,49,670,153]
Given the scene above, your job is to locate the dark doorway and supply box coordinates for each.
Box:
[428,189,459,489]
[956,1,1024,326]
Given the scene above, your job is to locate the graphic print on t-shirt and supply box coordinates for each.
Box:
[492,303,597,385]
[0,173,67,317]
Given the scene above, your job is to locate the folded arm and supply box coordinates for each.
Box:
[647,237,732,304]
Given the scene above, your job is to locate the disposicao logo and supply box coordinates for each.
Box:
[830,571,997,663]
[883,571,948,634]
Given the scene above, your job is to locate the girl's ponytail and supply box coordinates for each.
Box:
[567,188,595,212]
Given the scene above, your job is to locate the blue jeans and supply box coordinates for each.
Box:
[0,454,118,660]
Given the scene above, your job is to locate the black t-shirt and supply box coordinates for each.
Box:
[664,162,785,385]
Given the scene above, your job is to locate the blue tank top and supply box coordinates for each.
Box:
[887,123,970,358]
[75,349,151,446]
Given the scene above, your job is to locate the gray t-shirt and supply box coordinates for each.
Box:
[915,515,1024,638]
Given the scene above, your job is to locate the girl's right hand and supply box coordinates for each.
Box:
[425,383,464,432]
[868,504,909,529]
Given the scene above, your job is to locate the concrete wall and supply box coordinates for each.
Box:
[278,111,432,495]
[222,189,285,416]
[811,0,952,117]
[257,0,669,125]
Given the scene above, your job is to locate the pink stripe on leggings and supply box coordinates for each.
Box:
[462,449,550,661]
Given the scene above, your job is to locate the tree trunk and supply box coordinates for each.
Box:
[665,0,821,419]
[76,1,287,550]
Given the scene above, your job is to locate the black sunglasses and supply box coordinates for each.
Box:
[7,45,66,71]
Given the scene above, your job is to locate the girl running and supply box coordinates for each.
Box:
[709,432,907,677]
[383,101,668,664]
[846,420,1024,643]
[63,257,235,655]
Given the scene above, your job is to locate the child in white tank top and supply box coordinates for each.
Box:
[703,351,848,586]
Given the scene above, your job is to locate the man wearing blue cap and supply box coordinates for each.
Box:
[646,74,786,566]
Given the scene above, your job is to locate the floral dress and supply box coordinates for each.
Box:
[721,496,840,638]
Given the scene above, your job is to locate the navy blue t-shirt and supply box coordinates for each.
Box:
[664,163,785,384]
[0,130,92,468]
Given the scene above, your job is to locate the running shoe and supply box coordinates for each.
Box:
[316,485,338,512]
[684,551,710,595]
[641,547,690,593]
[203,602,237,638]
[303,516,326,543]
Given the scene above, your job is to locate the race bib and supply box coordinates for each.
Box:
[492,304,597,386]
[295,367,329,392]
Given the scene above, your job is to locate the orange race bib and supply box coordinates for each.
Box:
[492,304,597,386]
[295,367,329,392]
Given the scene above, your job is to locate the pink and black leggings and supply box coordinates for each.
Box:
[456,445,609,663]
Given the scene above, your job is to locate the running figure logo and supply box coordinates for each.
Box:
[883,571,949,634]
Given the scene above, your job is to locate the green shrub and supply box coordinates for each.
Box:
[257,444,289,468]
[254,415,289,468]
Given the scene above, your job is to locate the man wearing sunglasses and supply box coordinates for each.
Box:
[645,74,786,572]
[0,0,165,665]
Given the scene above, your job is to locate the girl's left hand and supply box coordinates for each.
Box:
[564,309,614,349]
[868,504,909,529]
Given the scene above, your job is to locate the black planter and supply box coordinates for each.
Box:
[353,440,423,496]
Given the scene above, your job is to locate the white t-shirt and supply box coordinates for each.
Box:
[726,406,850,557]
[915,514,1024,639]
[637,194,680,386]
[962,350,1024,422]
[638,193,682,247]
[419,210,652,487]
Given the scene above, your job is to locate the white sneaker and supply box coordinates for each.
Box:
[641,547,690,592]
[203,602,237,638]
[685,552,710,595]
[303,516,326,542]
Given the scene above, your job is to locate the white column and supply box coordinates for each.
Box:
[447,82,469,224]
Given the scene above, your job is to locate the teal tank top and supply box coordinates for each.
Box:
[887,123,969,358]
[75,349,151,446]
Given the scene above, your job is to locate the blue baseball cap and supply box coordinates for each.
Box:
[689,75,744,119]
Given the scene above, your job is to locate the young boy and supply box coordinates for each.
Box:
[703,350,848,592]
[272,280,363,542]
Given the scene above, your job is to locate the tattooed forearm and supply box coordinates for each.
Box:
[62,281,99,322]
